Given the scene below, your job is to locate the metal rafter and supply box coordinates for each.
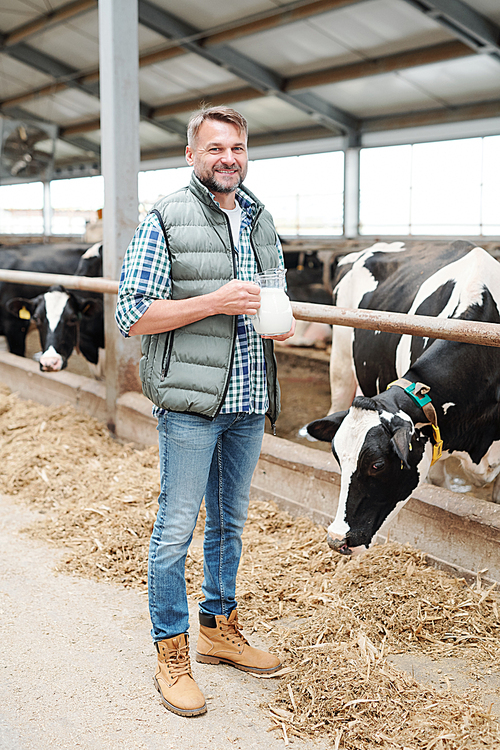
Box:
[137,0,358,137]
[2,37,473,120]
[1,41,187,141]
[0,0,97,48]
[363,97,500,132]
[0,0,369,110]
[401,0,500,60]
[4,43,100,99]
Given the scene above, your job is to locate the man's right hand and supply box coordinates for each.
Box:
[211,280,261,316]
[129,280,261,336]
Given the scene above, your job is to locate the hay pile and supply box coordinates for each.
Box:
[1,385,499,748]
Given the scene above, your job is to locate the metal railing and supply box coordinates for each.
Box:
[0,268,499,348]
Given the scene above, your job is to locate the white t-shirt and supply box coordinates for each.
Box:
[221,202,242,250]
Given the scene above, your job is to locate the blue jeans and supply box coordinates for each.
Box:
[149,410,265,641]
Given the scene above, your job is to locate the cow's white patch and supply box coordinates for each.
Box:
[442,402,455,415]
[44,290,70,332]
[452,440,500,486]
[337,242,406,268]
[374,329,381,334]
[329,407,381,539]
[331,244,407,413]
[380,409,394,423]
[396,248,500,375]
[81,242,102,260]
[380,409,413,428]
[336,263,378,310]
[397,410,413,424]
[329,324,357,413]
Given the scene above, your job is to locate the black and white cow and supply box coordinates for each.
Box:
[0,243,91,356]
[5,242,104,372]
[307,240,500,555]
[7,285,102,372]
[283,249,336,348]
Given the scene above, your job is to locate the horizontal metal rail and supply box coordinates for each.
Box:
[292,302,500,348]
[0,269,499,348]
[0,269,119,295]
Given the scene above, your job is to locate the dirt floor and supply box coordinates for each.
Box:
[1,383,500,749]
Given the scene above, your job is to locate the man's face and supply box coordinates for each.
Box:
[185,119,248,196]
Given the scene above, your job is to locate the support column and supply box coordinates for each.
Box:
[43,181,52,238]
[343,146,360,238]
[98,0,142,433]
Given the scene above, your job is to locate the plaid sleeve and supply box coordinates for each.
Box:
[115,212,171,337]
[276,234,285,269]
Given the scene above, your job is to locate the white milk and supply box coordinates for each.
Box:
[252,287,293,335]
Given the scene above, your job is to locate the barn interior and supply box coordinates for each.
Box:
[1,0,500,240]
[1,2,500,747]
[1,0,500,547]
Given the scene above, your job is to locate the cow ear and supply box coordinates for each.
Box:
[6,297,35,319]
[78,298,102,318]
[307,411,348,442]
[391,423,413,469]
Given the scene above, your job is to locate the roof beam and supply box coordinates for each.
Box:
[138,125,335,163]
[1,36,473,114]
[11,36,476,140]
[203,0,364,46]
[0,0,97,48]
[362,98,500,132]
[49,98,500,169]
[3,43,100,99]
[287,39,472,89]
[1,41,187,142]
[137,0,358,136]
[401,0,500,60]
[150,40,471,118]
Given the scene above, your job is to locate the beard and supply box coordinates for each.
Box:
[196,164,247,194]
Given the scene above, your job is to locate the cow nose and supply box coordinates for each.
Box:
[326,533,353,555]
[39,354,63,371]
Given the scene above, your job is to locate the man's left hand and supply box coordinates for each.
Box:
[262,317,296,342]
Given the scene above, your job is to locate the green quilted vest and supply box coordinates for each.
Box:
[139,174,281,425]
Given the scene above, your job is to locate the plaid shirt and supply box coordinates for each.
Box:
[115,187,284,416]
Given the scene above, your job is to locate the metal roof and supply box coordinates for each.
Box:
[1,0,499,182]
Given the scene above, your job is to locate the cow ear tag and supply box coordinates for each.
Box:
[431,425,443,464]
[19,306,31,320]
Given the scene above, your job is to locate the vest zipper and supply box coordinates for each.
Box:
[213,210,238,418]
[249,214,280,431]
[160,332,174,379]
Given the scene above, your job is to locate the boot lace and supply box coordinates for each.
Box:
[166,640,192,680]
[219,614,248,647]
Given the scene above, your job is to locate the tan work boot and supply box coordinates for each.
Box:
[154,633,207,717]
[196,609,282,675]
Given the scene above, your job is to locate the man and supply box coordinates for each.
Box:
[116,106,295,718]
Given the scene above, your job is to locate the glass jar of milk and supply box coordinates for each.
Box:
[250,268,293,336]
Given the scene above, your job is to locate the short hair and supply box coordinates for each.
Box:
[187,106,248,147]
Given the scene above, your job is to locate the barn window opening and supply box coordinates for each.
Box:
[359,135,500,237]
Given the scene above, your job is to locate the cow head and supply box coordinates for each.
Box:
[75,242,103,277]
[7,285,102,372]
[307,395,431,555]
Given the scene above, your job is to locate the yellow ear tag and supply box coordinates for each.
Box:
[19,306,31,320]
[431,424,443,465]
